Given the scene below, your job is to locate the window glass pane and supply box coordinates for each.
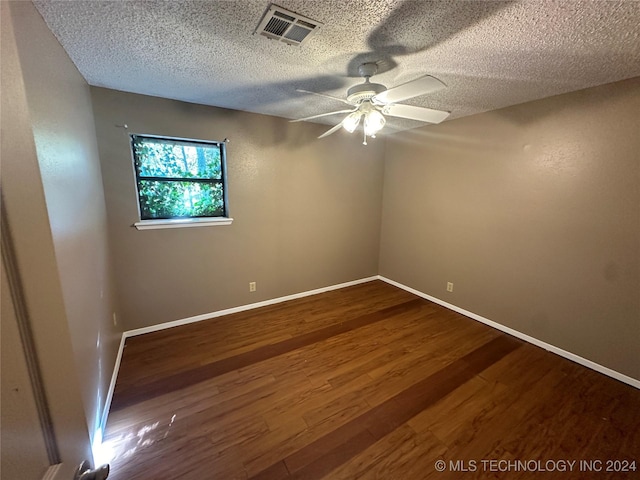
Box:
[138,180,224,219]
[133,138,222,180]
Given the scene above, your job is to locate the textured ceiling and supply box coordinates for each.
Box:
[33,0,640,134]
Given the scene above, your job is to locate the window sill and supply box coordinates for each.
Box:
[134,217,234,230]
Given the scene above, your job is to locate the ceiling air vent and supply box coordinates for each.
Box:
[255,4,322,46]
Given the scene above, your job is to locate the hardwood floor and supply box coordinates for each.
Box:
[104,281,640,479]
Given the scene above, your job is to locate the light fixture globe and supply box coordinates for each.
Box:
[364,110,386,136]
[342,111,362,133]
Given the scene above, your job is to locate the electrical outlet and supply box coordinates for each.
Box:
[249,282,256,292]
[447,282,454,292]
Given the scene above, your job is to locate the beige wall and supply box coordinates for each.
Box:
[91,88,385,331]
[1,254,49,480]
[4,0,121,452]
[380,78,640,380]
[2,1,92,472]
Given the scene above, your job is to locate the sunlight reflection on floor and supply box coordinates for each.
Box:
[101,414,177,464]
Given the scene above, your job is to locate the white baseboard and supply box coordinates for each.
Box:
[101,275,379,429]
[101,273,638,433]
[124,276,379,338]
[41,463,62,480]
[378,275,640,390]
[100,333,126,432]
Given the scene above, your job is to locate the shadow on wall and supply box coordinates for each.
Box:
[393,76,640,158]
[493,75,640,126]
[391,118,519,159]
[430,52,640,126]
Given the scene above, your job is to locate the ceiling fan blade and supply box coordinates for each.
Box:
[318,122,345,139]
[382,104,450,124]
[290,108,357,123]
[373,75,446,104]
[296,89,352,105]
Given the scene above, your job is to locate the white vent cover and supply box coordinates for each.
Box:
[255,4,322,46]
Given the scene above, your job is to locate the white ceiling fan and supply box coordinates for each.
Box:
[292,63,450,145]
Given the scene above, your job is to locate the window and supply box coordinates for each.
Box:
[130,135,229,225]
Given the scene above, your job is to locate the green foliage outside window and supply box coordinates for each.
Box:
[131,136,227,220]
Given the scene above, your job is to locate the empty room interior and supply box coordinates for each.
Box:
[2,1,639,479]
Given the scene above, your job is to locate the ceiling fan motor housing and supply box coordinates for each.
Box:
[347,62,387,104]
[347,82,387,104]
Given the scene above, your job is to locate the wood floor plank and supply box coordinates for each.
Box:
[105,280,640,480]
[322,425,447,480]
[239,417,313,477]
[111,298,425,411]
[249,335,521,480]
[114,281,415,387]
